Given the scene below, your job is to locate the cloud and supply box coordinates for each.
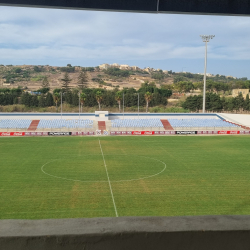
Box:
[0,6,250,65]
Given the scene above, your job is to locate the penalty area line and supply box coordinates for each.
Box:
[98,138,118,217]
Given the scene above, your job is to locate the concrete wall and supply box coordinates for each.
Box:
[1,215,250,250]
[219,113,250,127]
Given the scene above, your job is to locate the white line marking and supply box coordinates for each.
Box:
[98,138,118,217]
[41,156,166,183]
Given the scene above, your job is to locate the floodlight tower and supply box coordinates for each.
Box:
[200,35,215,113]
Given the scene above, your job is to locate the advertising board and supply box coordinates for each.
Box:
[48,132,72,136]
[175,131,197,135]
[132,131,155,135]
[217,131,240,134]
[0,132,25,136]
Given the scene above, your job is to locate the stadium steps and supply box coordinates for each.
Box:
[27,120,40,131]
[224,120,250,130]
[161,119,174,130]
[98,121,106,132]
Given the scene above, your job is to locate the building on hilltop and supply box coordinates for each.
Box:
[144,67,153,73]
[131,66,140,71]
[99,64,110,70]
[111,63,120,68]
[119,64,131,70]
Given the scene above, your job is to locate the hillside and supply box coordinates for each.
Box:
[0,65,175,91]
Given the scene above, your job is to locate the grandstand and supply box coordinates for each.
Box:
[111,119,164,130]
[110,118,242,131]
[167,118,240,130]
[0,119,32,130]
[0,118,94,132]
[37,119,94,131]
[0,113,248,132]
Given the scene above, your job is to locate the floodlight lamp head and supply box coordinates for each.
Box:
[200,35,215,42]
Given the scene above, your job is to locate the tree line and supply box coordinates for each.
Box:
[0,81,172,112]
[173,80,250,93]
[182,92,250,112]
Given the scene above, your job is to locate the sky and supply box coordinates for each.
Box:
[0,6,250,79]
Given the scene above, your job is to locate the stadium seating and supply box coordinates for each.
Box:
[110,118,241,130]
[168,118,240,128]
[111,119,163,128]
[0,119,32,129]
[37,119,93,129]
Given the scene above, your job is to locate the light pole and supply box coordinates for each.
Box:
[200,35,215,113]
[61,90,62,119]
[79,92,80,120]
[123,92,124,119]
[138,93,139,119]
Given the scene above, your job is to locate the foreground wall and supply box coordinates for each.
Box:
[1,215,250,250]
[0,0,250,16]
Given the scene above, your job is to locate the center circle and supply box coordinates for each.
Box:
[41,155,166,182]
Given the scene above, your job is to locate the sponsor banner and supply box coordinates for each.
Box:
[121,131,127,135]
[197,131,203,134]
[116,131,122,135]
[132,131,143,135]
[240,131,245,134]
[229,131,240,134]
[159,131,165,135]
[176,131,197,135]
[24,132,48,136]
[88,131,95,135]
[48,132,72,136]
[96,130,101,135]
[154,131,160,135]
[202,131,208,134]
[103,130,109,135]
[245,131,250,134]
[218,131,240,134]
[71,132,78,136]
[132,131,155,135]
[110,131,116,135]
[127,131,132,135]
[0,132,25,136]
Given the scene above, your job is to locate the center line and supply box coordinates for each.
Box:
[98,139,118,217]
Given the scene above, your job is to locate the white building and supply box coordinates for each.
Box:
[120,64,131,70]
[99,64,110,70]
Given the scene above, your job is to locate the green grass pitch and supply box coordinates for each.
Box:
[1,135,250,219]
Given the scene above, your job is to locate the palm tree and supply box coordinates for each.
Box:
[115,91,122,113]
[80,92,86,113]
[145,91,153,112]
[53,92,60,112]
[95,91,103,111]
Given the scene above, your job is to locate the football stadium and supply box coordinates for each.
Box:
[1,112,250,220]
[1,0,250,249]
